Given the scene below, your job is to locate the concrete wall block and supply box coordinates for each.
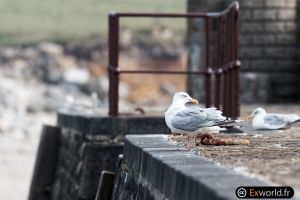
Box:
[268,74,298,101]
[241,47,264,58]
[120,135,269,200]
[265,0,287,8]
[187,1,201,12]
[271,73,298,84]
[240,73,270,103]
[265,22,286,32]
[69,130,84,154]
[187,0,300,103]
[60,128,71,148]
[285,0,297,8]
[297,0,300,12]
[240,35,252,45]
[240,10,253,20]
[240,59,252,71]
[285,22,297,32]
[251,59,275,69]
[253,9,278,20]
[275,59,298,70]
[240,22,264,33]
[273,85,298,98]
[264,47,297,58]
[252,34,276,44]
[239,0,265,8]
[126,117,171,135]
[277,9,296,19]
[78,144,124,200]
[246,58,297,72]
[276,34,297,44]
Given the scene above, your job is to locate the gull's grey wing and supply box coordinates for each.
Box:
[171,107,212,131]
[203,107,226,121]
[263,114,289,127]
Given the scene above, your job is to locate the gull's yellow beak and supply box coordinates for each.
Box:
[247,114,253,121]
[190,98,199,104]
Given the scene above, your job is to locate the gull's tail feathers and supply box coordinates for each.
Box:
[283,119,300,129]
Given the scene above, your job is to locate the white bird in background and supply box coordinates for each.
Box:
[248,107,300,130]
[165,92,238,135]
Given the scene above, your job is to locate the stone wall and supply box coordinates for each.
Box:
[111,135,269,200]
[49,112,171,200]
[51,128,123,200]
[187,0,300,103]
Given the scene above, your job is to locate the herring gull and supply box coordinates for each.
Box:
[165,92,238,135]
[248,107,300,130]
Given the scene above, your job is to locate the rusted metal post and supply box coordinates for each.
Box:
[205,17,212,108]
[108,13,120,116]
[228,11,234,118]
[215,16,223,109]
[233,4,240,119]
[222,16,229,117]
[106,1,240,117]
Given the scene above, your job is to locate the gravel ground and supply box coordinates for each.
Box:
[0,113,55,200]
[0,134,38,200]
[173,105,300,197]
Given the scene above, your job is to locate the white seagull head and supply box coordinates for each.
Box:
[248,107,266,120]
[172,92,198,105]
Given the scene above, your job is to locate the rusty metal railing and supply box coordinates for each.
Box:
[108,1,240,119]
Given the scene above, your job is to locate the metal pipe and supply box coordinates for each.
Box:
[116,13,208,18]
[114,2,239,18]
[205,17,212,108]
[233,5,240,119]
[223,14,230,117]
[215,16,223,109]
[108,13,119,116]
[228,11,234,118]
[106,1,241,117]
[110,69,207,75]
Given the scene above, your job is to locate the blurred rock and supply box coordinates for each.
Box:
[64,39,105,61]
[88,76,108,100]
[0,38,185,137]
[151,46,182,60]
[87,76,129,101]
[120,29,132,48]
[63,68,90,85]
[38,42,63,55]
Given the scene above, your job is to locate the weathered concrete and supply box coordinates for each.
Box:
[112,134,270,200]
[58,111,171,136]
[50,112,171,200]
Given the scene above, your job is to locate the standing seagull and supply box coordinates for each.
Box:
[248,107,300,130]
[165,92,233,135]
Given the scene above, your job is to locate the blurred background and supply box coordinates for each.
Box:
[1,0,300,199]
[0,0,186,199]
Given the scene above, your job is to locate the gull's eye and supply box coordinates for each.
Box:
[182,94,188,97]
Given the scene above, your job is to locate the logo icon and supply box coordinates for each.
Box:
[236,187,247,198]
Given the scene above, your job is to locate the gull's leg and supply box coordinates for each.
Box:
[170,132,179,140]
[171,132,185,141]
[185,134,193,149]
[194,132,203,146]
